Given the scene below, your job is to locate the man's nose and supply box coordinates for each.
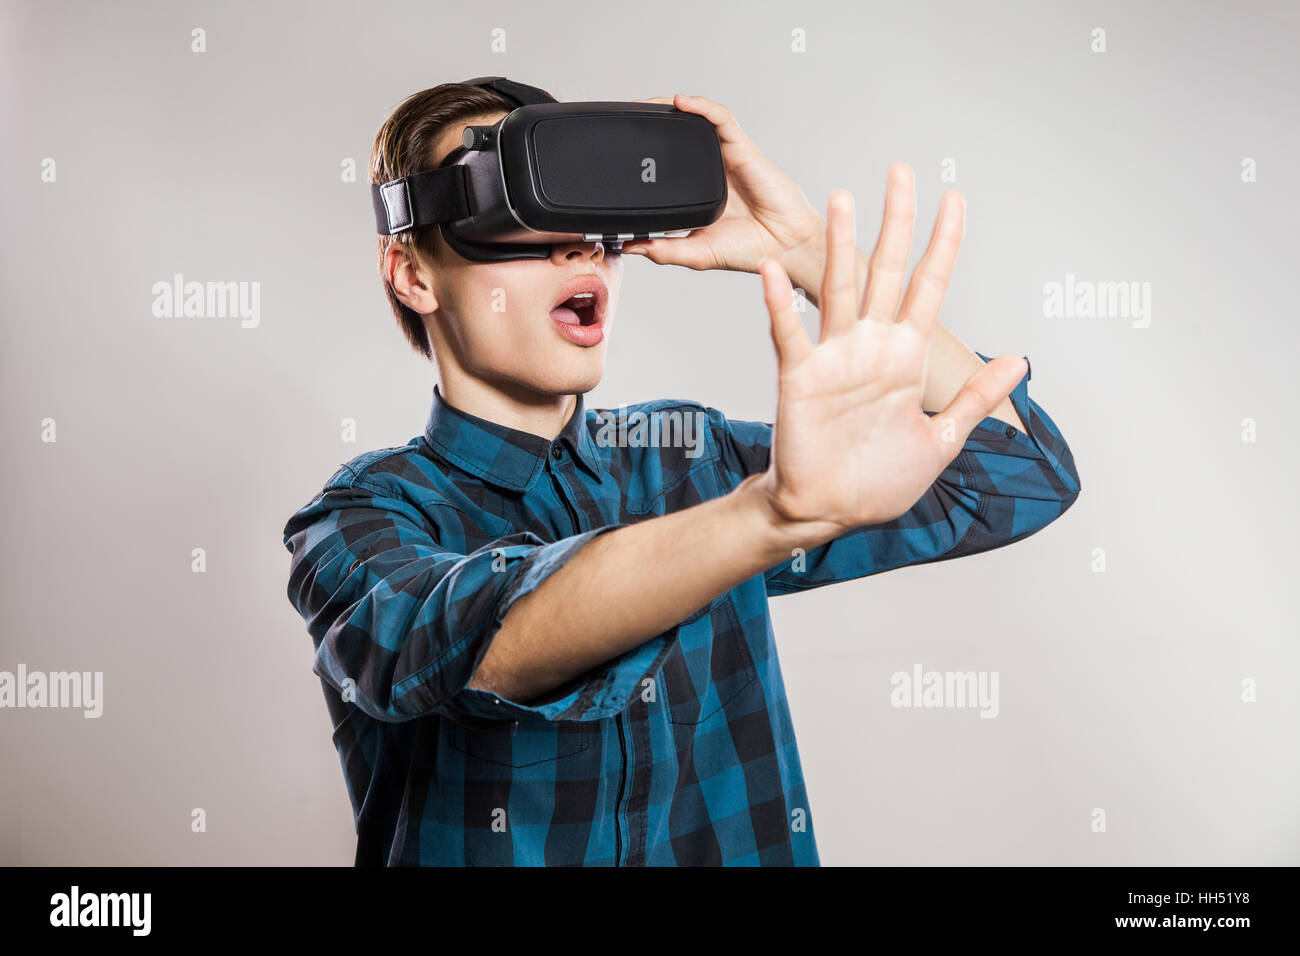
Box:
[550,239,607,263]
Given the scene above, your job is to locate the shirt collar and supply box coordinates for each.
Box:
[422,384,603,492]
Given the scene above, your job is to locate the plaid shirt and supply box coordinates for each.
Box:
[282,353,1080,866]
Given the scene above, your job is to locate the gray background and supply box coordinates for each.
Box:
[2,0,1296,865]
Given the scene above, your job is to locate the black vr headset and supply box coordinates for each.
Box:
[370,76,728,262]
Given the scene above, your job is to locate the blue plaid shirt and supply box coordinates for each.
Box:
[282,353,1080,865]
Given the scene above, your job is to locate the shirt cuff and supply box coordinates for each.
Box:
[969,351,1079,493]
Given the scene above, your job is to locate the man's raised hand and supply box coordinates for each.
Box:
[753,186,1029,541]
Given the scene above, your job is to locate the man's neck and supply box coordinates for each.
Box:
[439,373,577,442]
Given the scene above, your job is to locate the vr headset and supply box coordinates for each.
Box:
[370,76,728,262]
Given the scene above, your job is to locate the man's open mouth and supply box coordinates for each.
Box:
[551,293,598,326]
[549,275,607,328]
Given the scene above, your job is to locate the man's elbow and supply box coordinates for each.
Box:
[466,621,555,706]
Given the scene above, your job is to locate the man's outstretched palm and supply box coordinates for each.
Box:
[756,187,1028,537]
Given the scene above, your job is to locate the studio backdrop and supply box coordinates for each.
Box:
[1,0,1296,864]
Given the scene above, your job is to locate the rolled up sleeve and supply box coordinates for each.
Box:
[283,475,661,724]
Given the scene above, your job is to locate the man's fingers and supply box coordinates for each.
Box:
[898,190,964,339]
[761,259,813,370]
[667,94,756,150]
[819,191,859,341]
[619,237,712,269]
[930,354,1027,449]
[860,163,915,322]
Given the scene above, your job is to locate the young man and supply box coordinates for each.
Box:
[282,80,1080,866]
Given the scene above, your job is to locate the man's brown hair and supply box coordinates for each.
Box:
[370,82,533,360]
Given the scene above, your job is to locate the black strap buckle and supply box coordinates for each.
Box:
[370,166,471,235]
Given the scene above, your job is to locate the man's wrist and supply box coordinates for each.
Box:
[777,232,870,313]
[729,473,841,568]
[776,233,824,305]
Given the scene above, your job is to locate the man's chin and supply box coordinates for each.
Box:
[538,348,605,395]
[554,368,604,396]
[505,360,604,398]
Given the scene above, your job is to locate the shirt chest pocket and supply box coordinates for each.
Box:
[449,717,594,769]
[660,595,758,726]
[622,446,720,517]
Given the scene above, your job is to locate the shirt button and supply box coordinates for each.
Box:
[550,444,563,460]
[1004,425,1017,438]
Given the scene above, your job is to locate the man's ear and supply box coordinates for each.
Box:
[385,241,439,315]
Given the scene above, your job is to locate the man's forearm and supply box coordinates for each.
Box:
[467,474,835,705]
[922,322,1027,431]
